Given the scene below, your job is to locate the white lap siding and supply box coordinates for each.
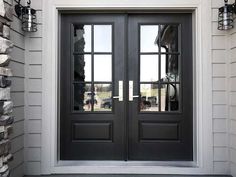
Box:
[229,21,236,177]
[24,0,42,175]
[9,0,26,177]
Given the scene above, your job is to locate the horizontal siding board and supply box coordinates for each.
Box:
[231,48,236,62]
[25,161,41,175]
[213,119,227,132]
[213,91,227,105]
[213,77,226,91]
[230,92,236,106]
[28,79,42,92]
[212,36,226,50]
[11,16,24,35]
[9,61,25,77]
[27,134,41,147]
[10,30,25,50]
[28,38,42,51]
[213,105,228,118]
[214,161,230,174]
[213,64,226,77]
[10,46,25,64]
[11,120,24,139]
[26,147,41,161]
[9,149,24,170]
[31,0,42,10]
[11,77,24,92]
[28,120,41,133]
[231,32,236,48]
[12,106,24,122]
[214,147,229,161]
[230,106,236,120]
[28,93,42,106]
[11,92,24,107]
[28,51,42,65]
[10,163,24,177]
[213,133,228,146]
[27,106,42,120]
[231,63,236,76]
[11,135,24,154]
[212,49,226,63]
[28,65,42,78]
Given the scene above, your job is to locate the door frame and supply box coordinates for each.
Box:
[41,0,213,175]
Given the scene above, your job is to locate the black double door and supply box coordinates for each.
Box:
[60,13,193,161]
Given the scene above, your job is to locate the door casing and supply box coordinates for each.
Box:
[41,2,213,174]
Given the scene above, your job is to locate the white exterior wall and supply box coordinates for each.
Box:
[22,0,233,175]
[9,0,26,177]
[24,0,42,175]
[211,0,230,174]
[229,5,236,177]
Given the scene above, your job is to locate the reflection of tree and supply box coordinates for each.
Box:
[159,25,179,111]
[74,25,85,111]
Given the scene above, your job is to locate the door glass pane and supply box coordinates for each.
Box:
[74,83,92,111]
[94,55,112,82]
[140,55,159,82]
[94,84,112,112]
[74,54,91,82]
[140,25,159,52]
[159,25,179,52]
[94,25,112,52]
[140,84,159,112]
[161,84,180,112]
[161,54,179,82]
[73,25,91,53]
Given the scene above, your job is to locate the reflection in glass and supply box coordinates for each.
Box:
[140,84,159,112]
[94,55,112,81]
[74,55,91,82]
[140,25,159,52]
[161,54,179,82]
[73,25,91,53]
[140,55,159,82]
[94,84,112,112]
[74,83,92,111]
[159,25,179,52]
[94,25,112,52]
[161,84,180,112]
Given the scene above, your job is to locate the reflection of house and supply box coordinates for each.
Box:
[74,25,86,110]
[155,25,179,111]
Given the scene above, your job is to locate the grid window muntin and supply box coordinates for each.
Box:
[138,23,182,113]
[72,23,114,113]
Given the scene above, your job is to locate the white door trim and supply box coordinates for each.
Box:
[41,0,213,175]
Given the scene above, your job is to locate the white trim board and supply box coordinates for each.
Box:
[41,0,213,175]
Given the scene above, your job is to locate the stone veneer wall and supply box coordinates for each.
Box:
[0,0,14,176]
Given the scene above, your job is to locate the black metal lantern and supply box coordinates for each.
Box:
[218,0,236,30]
[15,0,37,32]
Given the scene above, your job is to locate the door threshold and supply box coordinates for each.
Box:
[57,160,197,168]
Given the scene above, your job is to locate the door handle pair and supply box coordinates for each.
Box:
[113,80,139,102]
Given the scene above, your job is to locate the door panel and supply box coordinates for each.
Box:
[60,14,126,160]
[60,13,193,161]
[128,14,193,161]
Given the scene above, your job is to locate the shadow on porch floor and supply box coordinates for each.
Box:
[24,175,232,177]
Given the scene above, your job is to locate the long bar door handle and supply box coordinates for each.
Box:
[129,80,139,101]
[112,81,123,101]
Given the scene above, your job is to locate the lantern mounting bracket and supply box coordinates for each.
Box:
[15,0,34,18]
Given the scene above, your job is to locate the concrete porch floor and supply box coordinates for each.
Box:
[24,175,232,177]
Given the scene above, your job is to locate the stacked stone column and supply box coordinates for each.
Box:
[0,0,14,176]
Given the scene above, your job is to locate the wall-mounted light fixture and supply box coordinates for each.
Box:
[15,0,37,32]
[218,0,236,30]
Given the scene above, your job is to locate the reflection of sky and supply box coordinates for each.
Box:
[76,25,167,82]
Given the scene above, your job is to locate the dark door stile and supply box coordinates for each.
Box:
[60,13,193,161]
